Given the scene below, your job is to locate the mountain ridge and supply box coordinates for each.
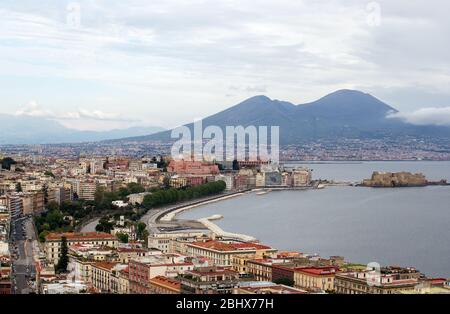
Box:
[0,114,165,144]
[117,89,448,144]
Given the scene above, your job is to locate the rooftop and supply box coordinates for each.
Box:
[189,240,273,252]
[92,262,118,271]
[46,232,117,241]
[294,266,339,276]
[149,276,181,290]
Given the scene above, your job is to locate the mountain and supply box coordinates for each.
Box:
[0,114,165,144]
[119,89,450,144]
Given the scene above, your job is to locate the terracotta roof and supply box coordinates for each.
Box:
[92,262,118,271]
[149,276,181,290]
[294,266,339,276]
[189,240,273,252]
[45,232,116,241]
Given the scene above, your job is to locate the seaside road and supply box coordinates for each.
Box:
[139,192,246,234]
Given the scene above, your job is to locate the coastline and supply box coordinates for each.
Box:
[154,186,319,241]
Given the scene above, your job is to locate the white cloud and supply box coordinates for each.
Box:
[15,101,137,122]
[388,107,450,126]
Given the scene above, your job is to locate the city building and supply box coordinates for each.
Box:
[186,240,277,267]
[45,232,118,264]
[335,267,422,294]
[128,254,194,294]
[149,276,181,294]
[294,266,339,292]
[167,160,219,176]
[180,266,240,294]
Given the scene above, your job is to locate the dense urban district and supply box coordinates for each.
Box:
[2,135,450,162]
[1,153,449,295]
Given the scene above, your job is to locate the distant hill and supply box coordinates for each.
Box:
[117,89,450,144]
[0,114,164,144]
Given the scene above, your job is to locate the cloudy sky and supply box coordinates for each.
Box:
[1,0,450,130]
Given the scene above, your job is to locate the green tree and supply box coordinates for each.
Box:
[136,222,147,240]
[116,232,129,243]
[0,157,17,170]
[55,236,69,273]
[94,186,106,206]
[95,217,114,233]
[232,159,239,171]
[44,170,55,178]
[46,201,59,212]
[38,230,50,242]
[127,182,145,194]
[15,182,22,192]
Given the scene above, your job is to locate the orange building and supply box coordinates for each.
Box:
[167,160,219,176]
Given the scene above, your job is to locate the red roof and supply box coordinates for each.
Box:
[294,266,339,276]
[92,262,118,271]
[149,276,181,290]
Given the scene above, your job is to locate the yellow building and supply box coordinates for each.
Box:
[294,267,338,292]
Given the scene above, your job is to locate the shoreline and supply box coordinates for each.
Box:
[156,186,318,241]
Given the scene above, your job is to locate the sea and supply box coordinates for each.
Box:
[178,161,450,277]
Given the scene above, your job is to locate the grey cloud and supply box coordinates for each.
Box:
[388,107,450,126]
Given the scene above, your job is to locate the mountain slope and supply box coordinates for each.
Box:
[0,114,164,144]
[121,89,450,144]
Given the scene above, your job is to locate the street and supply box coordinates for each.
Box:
[9,214,37,294]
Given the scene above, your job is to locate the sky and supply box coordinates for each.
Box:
[1,0,450,131]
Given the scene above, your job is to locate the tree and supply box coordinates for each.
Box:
[46,201,59,212]
[232,159,239,171]
[55,236,69,273]
[94,187,106,206]
[95,217,114,233]
[136,222,147,240]
[0,157,17,170]
[44,170,55,178]
[38,230,50,242]
[127,182,145,194]
[15,182,22,192]
[116,232,129,243]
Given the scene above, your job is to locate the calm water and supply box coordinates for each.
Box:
[179,161,450,277]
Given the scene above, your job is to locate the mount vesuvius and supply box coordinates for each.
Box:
[117,89,450,145]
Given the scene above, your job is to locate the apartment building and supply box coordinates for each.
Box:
[149,276,181,294]
[186,240,277,267]
[128,254,193,294]
[335,267,422,294]
[294,266,339,292]
[45,232,118,264]
[180,266,240,294]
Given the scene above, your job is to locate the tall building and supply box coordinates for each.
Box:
[78,181,97,201]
